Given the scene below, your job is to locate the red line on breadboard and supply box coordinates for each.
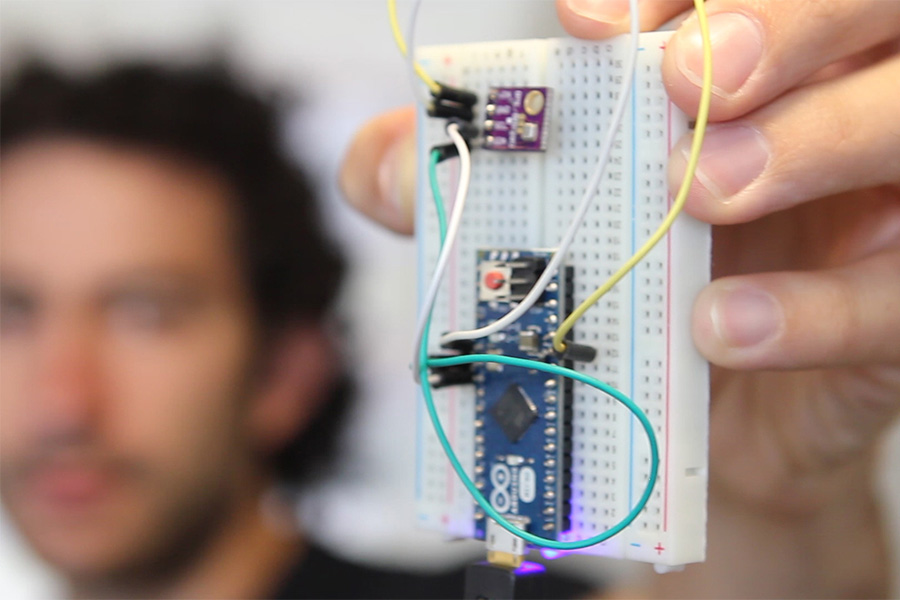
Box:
[664,98,673,533]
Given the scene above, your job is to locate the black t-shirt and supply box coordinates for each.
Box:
[270,544,594,600]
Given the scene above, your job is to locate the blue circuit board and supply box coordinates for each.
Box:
[472,249,573,541]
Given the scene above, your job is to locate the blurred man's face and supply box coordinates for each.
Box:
[0,139,265,579]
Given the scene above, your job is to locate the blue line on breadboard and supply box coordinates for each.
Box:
[627,53,640,518]
[414,103,427,503]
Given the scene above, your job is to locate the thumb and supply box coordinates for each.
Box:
[339,106,417,235]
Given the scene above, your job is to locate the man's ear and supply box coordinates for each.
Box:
[248,323,336,453]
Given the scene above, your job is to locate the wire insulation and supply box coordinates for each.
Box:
[411,124,471,380]
[437,0,642,348]
[422,163,659,547]
[421,356,659,549]
[388,0,440,94]
[420,133,659,549]
[404,0,433,109]
[552,0,714,352]
[411,0,713,549]
[429,149,448,240]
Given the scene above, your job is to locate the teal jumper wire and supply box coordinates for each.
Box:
[420,149,660,550]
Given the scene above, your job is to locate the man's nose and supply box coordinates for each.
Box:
[32,317,103,440]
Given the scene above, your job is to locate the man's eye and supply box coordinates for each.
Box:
[0,294,36,335]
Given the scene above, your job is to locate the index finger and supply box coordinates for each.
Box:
[339,106,417,235]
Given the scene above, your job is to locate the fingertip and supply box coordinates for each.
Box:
[339,106,417,235]
[558,0,697,39]
[661,20,721,120]
[666,133,721,224]
[668,123,773,225]
[661,30,702,116]
[691,283,720,362]
[692,279,785,370]
[661,10,766,123]
[556,0,632,39]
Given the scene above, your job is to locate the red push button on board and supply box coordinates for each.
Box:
[484,271,506,290]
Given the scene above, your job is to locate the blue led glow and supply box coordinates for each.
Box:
[539,548,583,560]
[515,561,546,576]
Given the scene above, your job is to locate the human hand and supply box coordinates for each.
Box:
[341,0,900,595]
[630,1,900,521]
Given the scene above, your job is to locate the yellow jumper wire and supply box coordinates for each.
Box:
[552,0,714,353]
[388,0,441,95]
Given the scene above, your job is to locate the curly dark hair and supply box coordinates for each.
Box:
[0,60,351,487]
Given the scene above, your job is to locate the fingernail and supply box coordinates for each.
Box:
[679,124,770,201]
[675,12,763,95]
[377,135,417,227]
[566,0,632,24]
[711,286,782,348]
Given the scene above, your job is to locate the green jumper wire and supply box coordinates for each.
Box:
[419,149,661,550]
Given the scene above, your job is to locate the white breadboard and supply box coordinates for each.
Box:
[414,33,710,568]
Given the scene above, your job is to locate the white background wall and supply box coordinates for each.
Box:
[1,1,898,598]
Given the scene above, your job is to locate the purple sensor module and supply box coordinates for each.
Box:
[483,87,552,152]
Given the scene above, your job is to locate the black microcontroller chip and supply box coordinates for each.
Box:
[490,384,538,443]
